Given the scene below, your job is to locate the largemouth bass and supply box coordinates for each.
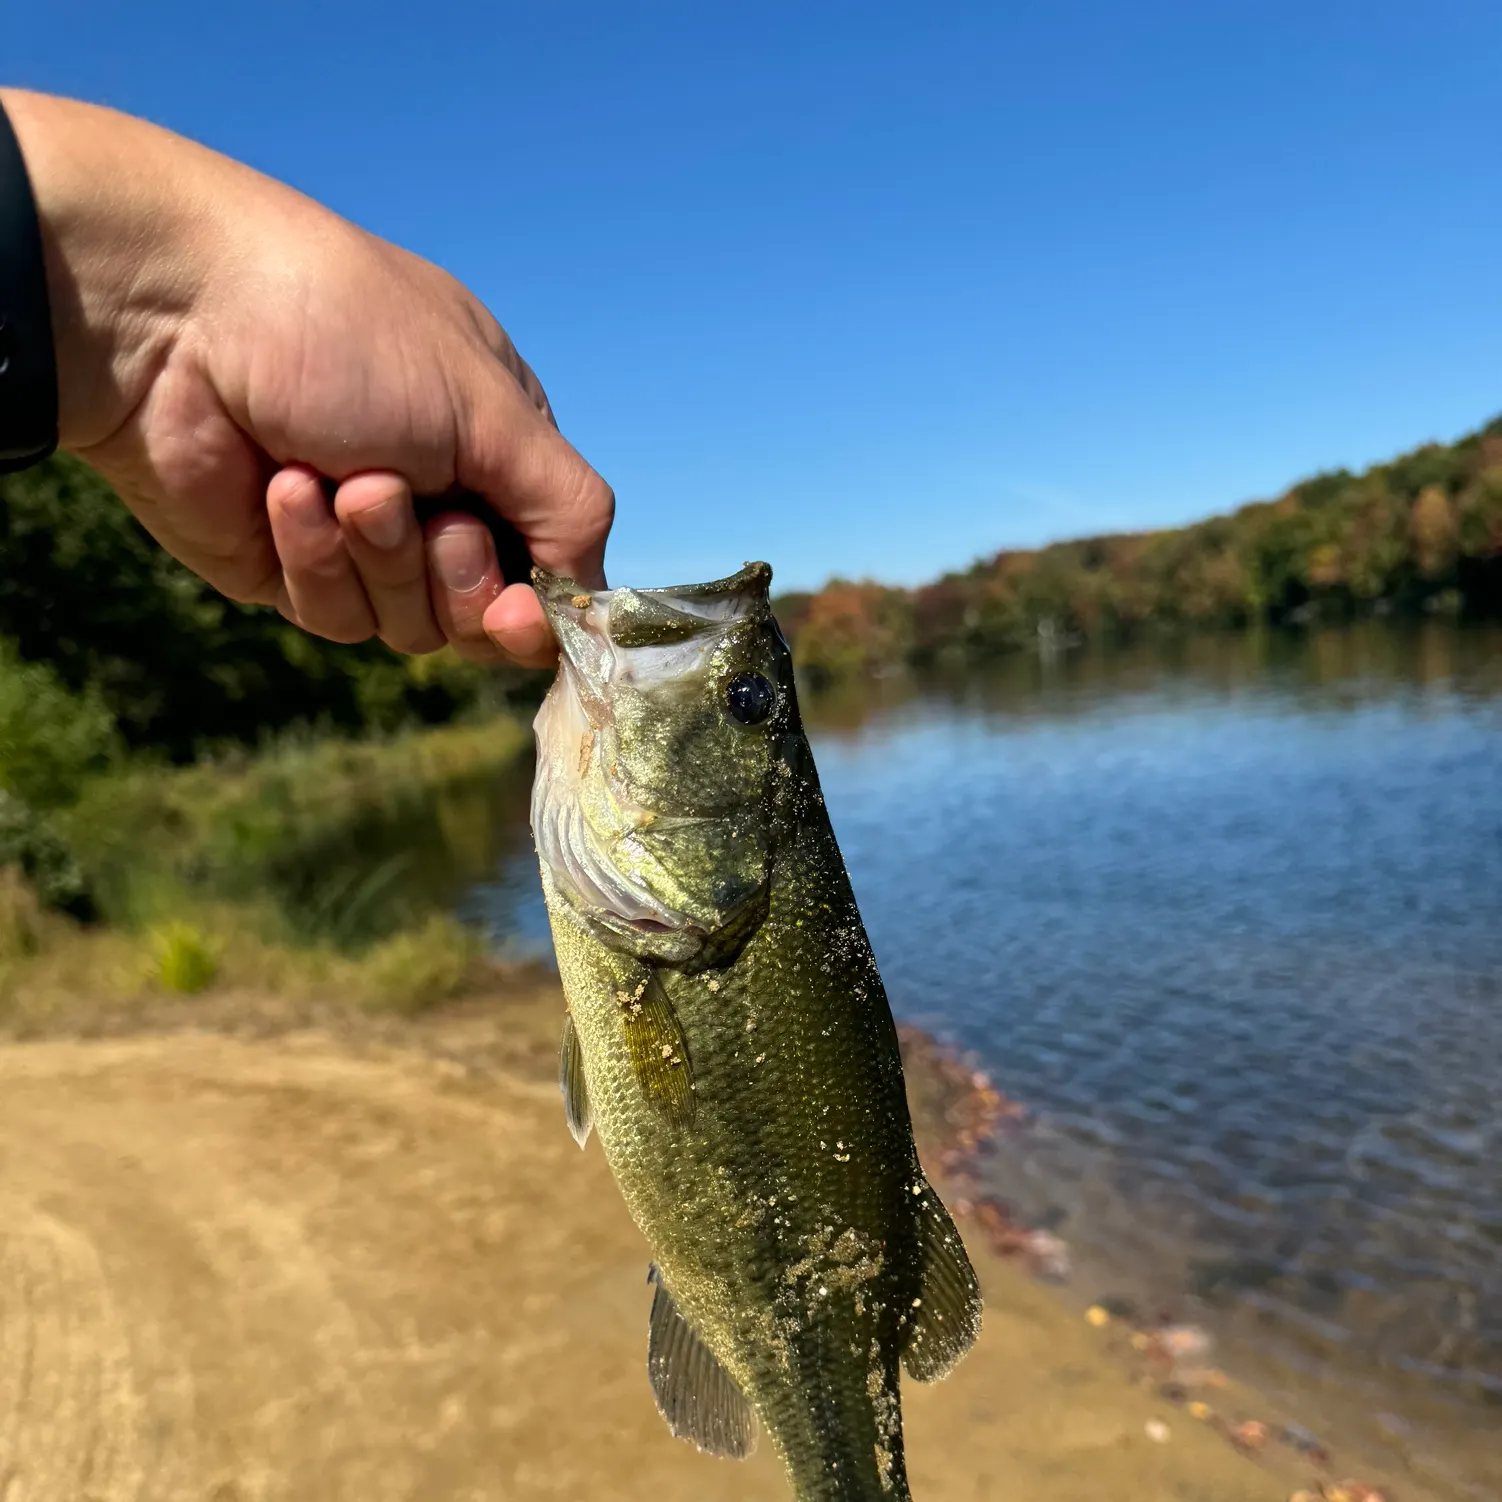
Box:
[529,561,981,1501]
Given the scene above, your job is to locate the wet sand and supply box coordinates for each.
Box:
[0,980,1417,1501]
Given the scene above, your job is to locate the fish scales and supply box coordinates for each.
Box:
[532,561,981,1501]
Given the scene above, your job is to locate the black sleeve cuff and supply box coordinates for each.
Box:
[0,95,59,474]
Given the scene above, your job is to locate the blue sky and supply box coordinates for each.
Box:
[10,2,1502,591]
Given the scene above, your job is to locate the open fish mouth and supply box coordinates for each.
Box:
[531,562,774,701]
[528,562,776,951]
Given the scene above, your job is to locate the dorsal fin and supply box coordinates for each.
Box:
[647,1265,757,1458]
[900,1180,983,1382]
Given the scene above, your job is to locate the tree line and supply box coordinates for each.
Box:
[774,415,1502,681]
[7,416,1502,757]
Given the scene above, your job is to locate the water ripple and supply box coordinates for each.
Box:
[807,625,1502,1494]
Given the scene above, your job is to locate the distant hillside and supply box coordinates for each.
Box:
[775,415,1502,680]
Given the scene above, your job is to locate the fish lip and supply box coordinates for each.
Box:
[590,888,717,941]
[618,915,697,936]
[585,907,709,963]
[531,561,774,611]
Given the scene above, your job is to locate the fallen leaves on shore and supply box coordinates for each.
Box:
[897,1027,1391,1502]
[1291,1485,1392,1502]
[1231,1419,1269,1451]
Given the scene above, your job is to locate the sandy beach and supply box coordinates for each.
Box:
[0,978,1419,1501]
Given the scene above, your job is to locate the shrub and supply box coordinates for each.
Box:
[359,914,479,1014]
[148,921,220,994]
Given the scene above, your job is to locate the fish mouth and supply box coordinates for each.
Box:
[620,916,682,935]
[531,561,774,616]
[531,562,775,699]
[529,562,777,959]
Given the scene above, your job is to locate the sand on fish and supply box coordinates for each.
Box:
[0,980,1396,1502]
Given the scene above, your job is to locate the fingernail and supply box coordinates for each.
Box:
[431,529,489,593]
[351,497,408,550]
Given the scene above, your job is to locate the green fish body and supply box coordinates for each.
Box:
[530,562,980,1501]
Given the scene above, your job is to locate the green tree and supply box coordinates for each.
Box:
[0,641,122,809]
[0,454,490,758]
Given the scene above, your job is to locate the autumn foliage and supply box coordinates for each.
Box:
[776,416,1502,677]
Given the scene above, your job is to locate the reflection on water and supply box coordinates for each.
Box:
[261,764,542,951]
[339,621,1500,1497]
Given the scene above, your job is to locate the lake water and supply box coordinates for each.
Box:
[387,622,1502,1498]
[799,626,1502,1500]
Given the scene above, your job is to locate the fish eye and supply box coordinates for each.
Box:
[725,672,776,726]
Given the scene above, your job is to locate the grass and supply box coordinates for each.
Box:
[64,714,532,917]
[57,712,533,940]
[0,866,49,959]
[0,712,536,1033]
[359,913,486,1014]
[0,900,495,1037]
[148,921,220,994]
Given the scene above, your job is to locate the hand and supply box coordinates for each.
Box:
[1,88,613,667]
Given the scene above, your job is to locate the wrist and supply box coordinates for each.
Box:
[0,89,214,452]
[0,92,55,469]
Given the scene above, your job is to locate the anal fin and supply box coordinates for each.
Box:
[621,970,695,1124]
[647,1264,757,1459]
[901,1181,983,1382]
[559,1011,593,1147]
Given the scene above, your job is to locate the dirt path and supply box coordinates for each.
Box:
[0,1012,1302,1501]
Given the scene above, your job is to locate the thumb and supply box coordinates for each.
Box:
[455,351,614,591]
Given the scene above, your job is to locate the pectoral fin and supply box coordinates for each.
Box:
[647,1265,757,1459]
[620,970,695,1124]
[901,1182,983,1381]
[559,1011,593,1148]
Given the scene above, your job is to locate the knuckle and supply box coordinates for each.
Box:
[582,476,617,537]
[361,559,429,592]
[514,356,554,420]
[560,471,616,564]
[546,451,615,536]
[292,551,355,586]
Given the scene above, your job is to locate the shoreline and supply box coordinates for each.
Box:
[899,1026,1480,1502]
[0,974,1433,1502]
